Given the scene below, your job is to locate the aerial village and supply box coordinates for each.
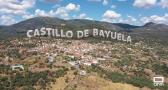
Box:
[0,37,168,90]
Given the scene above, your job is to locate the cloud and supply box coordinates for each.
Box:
[75,13,93,20]
[65,3,80,11]
[0,15,16,25]
[118,16,138,25]
[118,0,127,1]
[116,14,168,25]
[88,0,101,2]
[104,14,168,25]
[133,0,157,8]
[0,0,35,15]
[102,10,121,23]
[103,0,109,5]
[42,0,62,3]
[111,5,117,9]
[127,16,137,22]
[54,3,80,19]
[55,7,69,18]
[103,10,121,19]
[22,9,56,19]
[160,0,168,8]
[52,4,61,8]
[140,14,168,25]
[102,15,138,25]
[22,3,80,19]
[35,9,54,17]
[22,14,34,19]
[88,0,109,5]
[122,16,137,23]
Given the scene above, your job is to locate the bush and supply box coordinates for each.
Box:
[152,63,168,76]
[90,65,168,90]
[126,77,154,88]
[114,56,133,67]
[105,72,127,83]
[22,86,35,90]
[55,69,67,78]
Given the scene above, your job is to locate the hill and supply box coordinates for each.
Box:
[0,17,168,44]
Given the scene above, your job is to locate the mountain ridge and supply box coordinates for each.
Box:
[0,17,168,44]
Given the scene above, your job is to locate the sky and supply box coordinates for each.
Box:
[0,0,168,26]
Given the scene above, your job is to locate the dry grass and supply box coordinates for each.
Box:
[76,75,141,90]
[51,72,145,90]
[50,71,75,90]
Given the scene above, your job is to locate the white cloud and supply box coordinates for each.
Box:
[128,16,137,22]
[77,13,87,19]
[140,14,168,25]
[140,17,150,24]
[52,4,61,8]
[125,16,137,23]
[115,14,168,25]
[118,16,138,25]
[102,10,121,23]
[22,9,56,19]
[42,0,62,3]
[88,0,101,2]
[35,9,56,17]
[0,0,35,24]
[0,9,27,15]
[103,10,121,19]
[160,0,168,8]
[65,3,80,11]
[0,15,16,25]
[22,14,34,19]
[54,9,67,18]
[76,13,93,20]
[88,0,109,6]
[35,9,49,17]
[22,3,80,19]
[111,5,117,9]
[118,0,127,1]
[133,0,157,8]
[103,0,109,5]
[55,3,80,18]
[0,0,35,15]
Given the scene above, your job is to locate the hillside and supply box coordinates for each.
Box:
[0,17,168,44]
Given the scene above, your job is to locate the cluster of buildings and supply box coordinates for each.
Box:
[1,39,115,74]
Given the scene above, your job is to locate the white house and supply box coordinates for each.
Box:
[97,58,105,61]
[92,60,98,64]
[79,70,86,76]
[11,65,24,71]
[83,62,91,66]
[48,55,54,63]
